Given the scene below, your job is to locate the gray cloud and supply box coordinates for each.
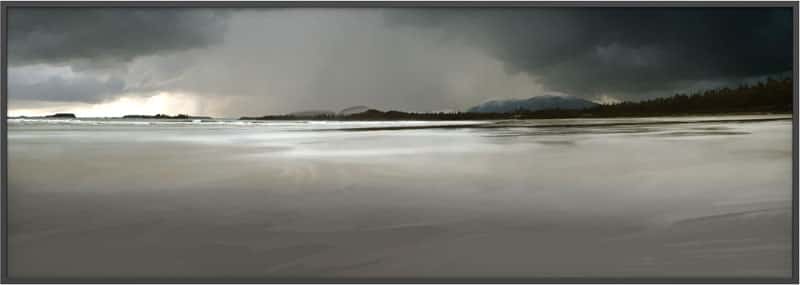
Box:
[8,8,230,67]
[7,7,794,116]
[9,65,125,102]
[385,7,793,100]
[127,9,548,116]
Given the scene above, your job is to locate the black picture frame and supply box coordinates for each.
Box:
[1,2,797,283]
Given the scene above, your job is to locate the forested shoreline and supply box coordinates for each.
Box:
[241,78,793,121]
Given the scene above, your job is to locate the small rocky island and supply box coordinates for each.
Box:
[45,113,77,119]
[122,114,212,120]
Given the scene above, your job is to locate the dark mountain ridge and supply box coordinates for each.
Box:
[239,77,792,121]
[468,95,599,113]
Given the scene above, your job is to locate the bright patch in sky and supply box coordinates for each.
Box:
[9,92,201,118]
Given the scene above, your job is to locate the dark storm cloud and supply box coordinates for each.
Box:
[7,7,795,116]
[8,8,230,67]
[9,71,125,102]
[386,7,793,99]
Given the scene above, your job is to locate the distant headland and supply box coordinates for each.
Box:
[12,78,792,122]
[242,78,792,121]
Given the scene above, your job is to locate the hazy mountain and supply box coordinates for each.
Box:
[289,110,336,117]
[338,106,371,116]
[468,95,599,113]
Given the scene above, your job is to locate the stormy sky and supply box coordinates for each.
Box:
[7,7,793,117]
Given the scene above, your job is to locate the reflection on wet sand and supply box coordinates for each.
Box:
[7,115,792,279]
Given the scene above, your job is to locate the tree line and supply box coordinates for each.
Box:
[241,78,793,121]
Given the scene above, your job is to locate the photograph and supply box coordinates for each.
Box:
[2,2,797,283]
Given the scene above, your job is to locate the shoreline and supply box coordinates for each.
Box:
[239,111,793,122]
[314,116,792,132]
[9,111,793,122]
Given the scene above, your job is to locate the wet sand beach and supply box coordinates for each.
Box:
[7,115,793,279]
